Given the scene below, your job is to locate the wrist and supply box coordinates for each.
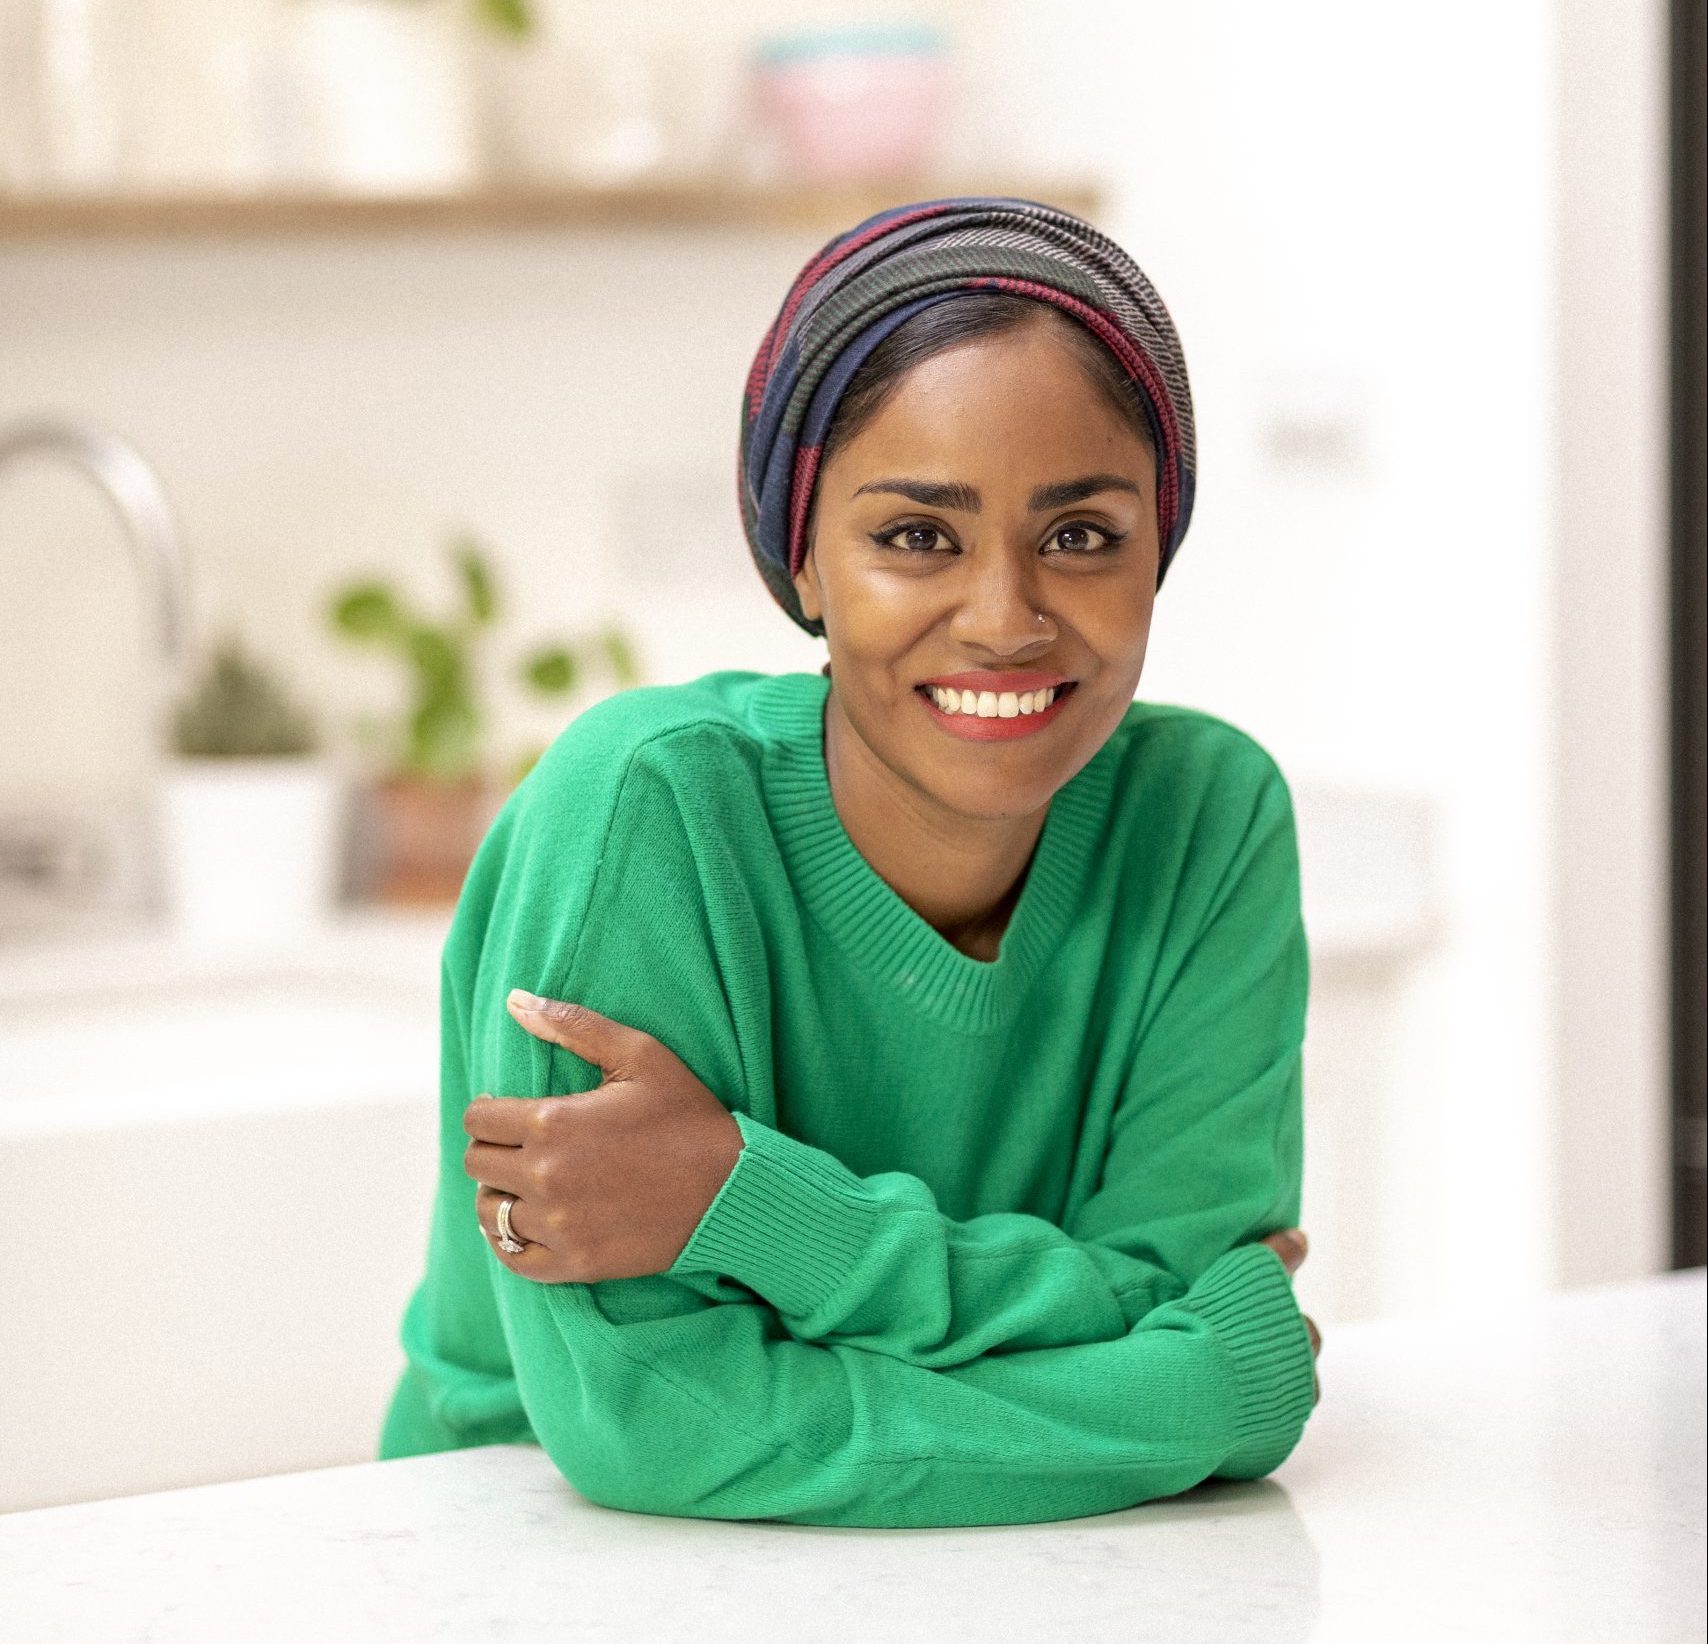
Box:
[1176,1242,1318,1479]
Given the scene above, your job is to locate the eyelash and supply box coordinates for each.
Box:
[870,519,1127,557]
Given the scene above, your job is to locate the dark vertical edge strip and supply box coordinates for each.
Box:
[1669,0,1707,1267]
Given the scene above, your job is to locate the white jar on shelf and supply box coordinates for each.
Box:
[126,0,293,194]
[5,0,132,195]
[287,0,479,194]
[470,2,741,188]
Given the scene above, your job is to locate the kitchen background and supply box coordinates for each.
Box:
[0,0,1698,1514]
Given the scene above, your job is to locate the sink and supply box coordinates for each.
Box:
[1,971,439,1131]
[0,910,451,1513]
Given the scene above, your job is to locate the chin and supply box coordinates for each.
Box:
[915,757,1061,819]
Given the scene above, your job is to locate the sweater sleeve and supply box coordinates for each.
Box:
[381,723,1317,1528]
[664,752,1311,1371]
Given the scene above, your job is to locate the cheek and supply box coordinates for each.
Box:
[819,558,935,653]
[1075,565,1156,642]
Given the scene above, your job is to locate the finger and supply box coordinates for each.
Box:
[506,990,646,1074]
[463,1137,532,1197]
[463,1093,540,1144]
[1305,1315,1322,1358]
[1261,1228,1308,1274]
[475,1183,546,1251]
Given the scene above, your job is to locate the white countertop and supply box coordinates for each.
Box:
[0,905,454,1003]
[1,1270,1701,1642]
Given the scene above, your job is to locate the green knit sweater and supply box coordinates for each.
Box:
[378,668,1317,1527]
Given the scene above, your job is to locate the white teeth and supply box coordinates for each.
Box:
[926,684,1060,718]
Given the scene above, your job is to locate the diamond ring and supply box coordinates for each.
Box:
[494,1194,526,1254]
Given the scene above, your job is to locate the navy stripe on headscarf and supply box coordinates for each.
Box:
[738,195,1198,638]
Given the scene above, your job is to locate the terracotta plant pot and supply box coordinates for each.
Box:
[370,773,506,906]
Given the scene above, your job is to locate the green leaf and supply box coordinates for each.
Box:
[520,645,576,695]
[475,0,533,37]
[406,625,465,694]
[330,583,404,641]
[408,696,482,781]
[601,625,643,686]
[453,535,499,627]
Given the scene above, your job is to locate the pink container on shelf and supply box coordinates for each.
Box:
[748,22,950,185]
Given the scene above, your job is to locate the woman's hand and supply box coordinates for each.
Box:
[1260,1227,1323,1406]
[462,989,744,1284]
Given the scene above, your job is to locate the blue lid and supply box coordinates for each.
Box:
[755,24,948,65]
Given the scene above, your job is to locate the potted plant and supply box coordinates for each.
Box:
[160,629,344,947]
[328,531,642,905]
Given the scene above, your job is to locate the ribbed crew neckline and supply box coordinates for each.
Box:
[750,670,1116,1035]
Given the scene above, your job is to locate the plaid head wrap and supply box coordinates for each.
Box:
[738,194,1198,638]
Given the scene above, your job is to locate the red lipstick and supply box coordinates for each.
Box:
[914,677,1078,741]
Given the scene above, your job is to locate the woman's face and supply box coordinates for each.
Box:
[792,313,1161,824]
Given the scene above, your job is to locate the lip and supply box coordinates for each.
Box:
[915,679,1078,741]
[917,669,1073,692]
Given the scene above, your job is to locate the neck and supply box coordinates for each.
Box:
[820,686,1049,953]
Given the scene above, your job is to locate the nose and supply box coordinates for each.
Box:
[947,547,1053,655]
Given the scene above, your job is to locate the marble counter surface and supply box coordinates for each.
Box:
[1,1271,1701,1643]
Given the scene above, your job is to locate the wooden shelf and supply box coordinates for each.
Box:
[0,176,1105,241]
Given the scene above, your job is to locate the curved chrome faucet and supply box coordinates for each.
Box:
[0,418,194,928]
[0,417,191,670]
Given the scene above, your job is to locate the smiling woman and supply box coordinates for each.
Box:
[377,195,1321,1528]
[788,298,1163,930]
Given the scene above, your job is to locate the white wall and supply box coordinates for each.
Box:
[0,1,1673,1318]
[1083,1,1670,1304]
[1550,0,1673,1284]
[1096,1,1558,1313]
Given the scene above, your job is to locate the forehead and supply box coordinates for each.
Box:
[828,323,1153,487]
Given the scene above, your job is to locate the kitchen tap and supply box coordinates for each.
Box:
[0,417,190,663]
[0,417,194,930]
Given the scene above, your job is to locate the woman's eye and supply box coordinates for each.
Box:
[874,524,953,554]
[1049,522,1124,554]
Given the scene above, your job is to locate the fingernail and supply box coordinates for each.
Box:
[508,988,547,1011]
[474,1092,493,1101]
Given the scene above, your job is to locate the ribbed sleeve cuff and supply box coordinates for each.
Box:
[1177,1242,1318,1479]
[665,1109,881,1319]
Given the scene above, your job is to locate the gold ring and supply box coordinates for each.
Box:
[494,1194,526,1254]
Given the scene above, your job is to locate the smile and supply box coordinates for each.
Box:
[915,681,1078,740]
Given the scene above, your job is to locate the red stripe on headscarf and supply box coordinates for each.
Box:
[786,444,823,579]
[978,276,1182,547]
[744,318,779,420]
[749,203,962,419]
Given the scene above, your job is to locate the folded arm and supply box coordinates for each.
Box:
[393,930,1313,1527]
[664,750,1311,1369]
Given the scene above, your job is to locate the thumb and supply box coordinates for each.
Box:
[506,989,635,1073]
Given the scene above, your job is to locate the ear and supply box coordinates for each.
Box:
[792,534,823,624]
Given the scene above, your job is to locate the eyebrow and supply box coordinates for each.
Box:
[848,473,1144,512]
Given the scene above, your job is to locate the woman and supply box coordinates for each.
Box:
[378,196,1322,1528]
